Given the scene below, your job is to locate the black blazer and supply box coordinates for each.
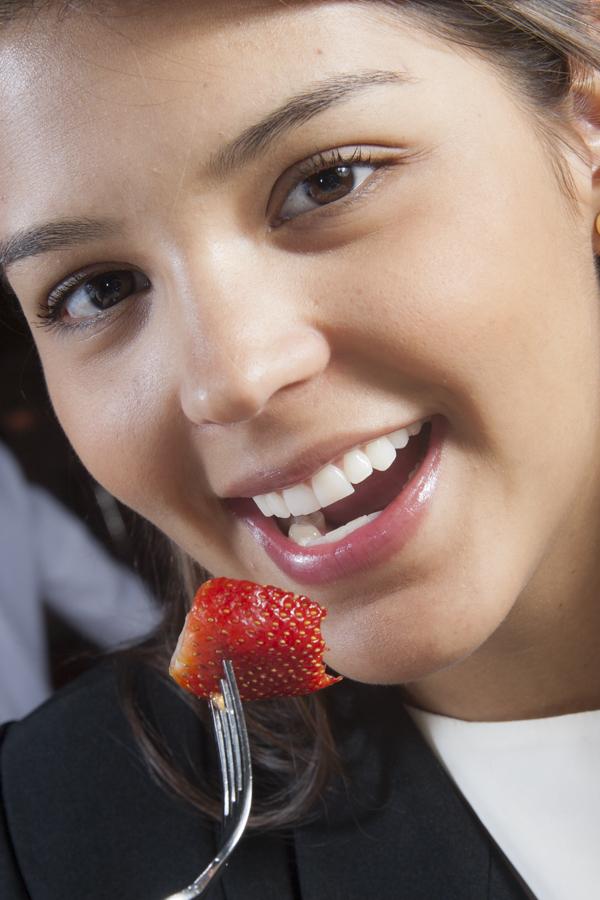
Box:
[0,661,536,899]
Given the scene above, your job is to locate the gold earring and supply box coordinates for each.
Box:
[596,214,600,237]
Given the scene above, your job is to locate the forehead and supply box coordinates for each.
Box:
[0,1,495,238]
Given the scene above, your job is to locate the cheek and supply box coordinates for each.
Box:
[306,150,600,551]
[319,145,598,436]
[42,341,240,572]
[41,344,182,517]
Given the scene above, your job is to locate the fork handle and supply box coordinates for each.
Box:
[162,850,229,899]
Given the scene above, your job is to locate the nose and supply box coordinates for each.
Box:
[176,250,330,426]
[180,327,330,425]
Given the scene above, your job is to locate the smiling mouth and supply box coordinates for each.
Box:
[251,419,432,546]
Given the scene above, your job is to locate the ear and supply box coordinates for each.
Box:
[570,71,600,253]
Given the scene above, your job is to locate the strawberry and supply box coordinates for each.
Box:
[169,577,342,701]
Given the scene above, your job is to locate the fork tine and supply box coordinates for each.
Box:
[222,660,251,790]
[221,675,243,797]
[219,680,244,842]
[217,661,252,845]
[209,699,231,819]
[218,701,237,836]
[162,659,253,900]
[217,700,236,819]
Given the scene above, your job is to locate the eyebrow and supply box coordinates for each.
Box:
[207,69,414,180]
[0,218,121,274]
[0,68,413,274]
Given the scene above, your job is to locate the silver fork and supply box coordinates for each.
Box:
[164,659,253,900]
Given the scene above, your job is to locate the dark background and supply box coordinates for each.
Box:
[0,300,146,689]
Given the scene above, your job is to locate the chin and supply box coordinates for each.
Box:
[319,578,514,689]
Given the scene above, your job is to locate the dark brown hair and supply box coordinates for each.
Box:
[1,0,599,830]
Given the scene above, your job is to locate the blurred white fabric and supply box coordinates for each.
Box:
[0,442,161,723]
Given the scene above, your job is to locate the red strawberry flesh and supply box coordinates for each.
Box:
[169,577,342,701]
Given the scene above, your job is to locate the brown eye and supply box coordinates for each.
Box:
[305,165,355,204]
[57,269,150,321]
[279,160,376,222]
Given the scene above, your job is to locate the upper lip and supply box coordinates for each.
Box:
[217,416,431,499]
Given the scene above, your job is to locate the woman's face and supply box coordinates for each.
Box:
[2,1,600,714]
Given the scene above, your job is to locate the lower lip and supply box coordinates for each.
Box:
[227,416,446,586]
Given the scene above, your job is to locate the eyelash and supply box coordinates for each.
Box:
[297,145,373,180]
[273,145,383,224]
[35,145,390,334]
[35,270,148,335]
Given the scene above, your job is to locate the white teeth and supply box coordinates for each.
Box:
[291,510,327,531]
[281,483,321,516]
[288,523,323,546]
[311,464,355,507]
[363,436,396,471]
[250,418,429,519]
[265,491,291,519]
[286,511,326,543]
[302,510,382,546]
[388,427,410,449]
[341,448,373,484]
[253,494,274,517]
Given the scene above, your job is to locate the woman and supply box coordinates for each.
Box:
[1,1,599,897]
